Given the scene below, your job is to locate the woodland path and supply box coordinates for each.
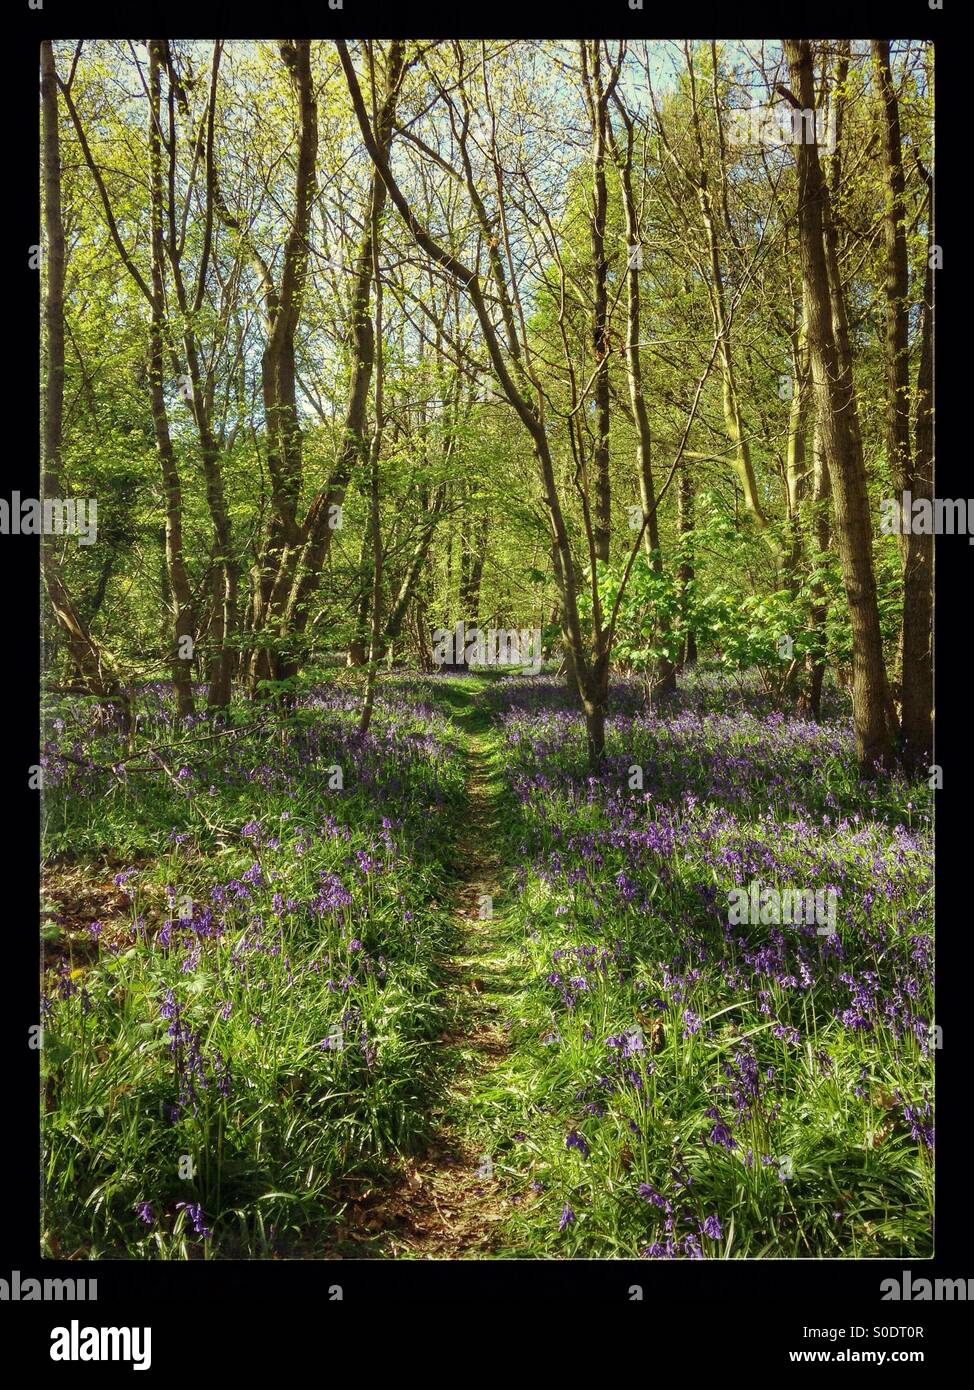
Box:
[331,677,521,1258]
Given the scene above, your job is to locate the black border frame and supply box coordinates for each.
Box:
[3,0,965,1345]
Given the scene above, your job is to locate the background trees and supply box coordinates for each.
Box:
[42,38,934,773]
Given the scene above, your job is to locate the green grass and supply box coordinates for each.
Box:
[41,678,467,1259]
[458,674,934,1259]
[40,670,933,1260]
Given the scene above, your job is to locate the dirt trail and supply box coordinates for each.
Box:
[331,678,519,1257]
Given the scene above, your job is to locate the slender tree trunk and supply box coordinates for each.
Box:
[785,38,893,771]
[581,41,613,563]
[551,544,583,706]
[413,594,432,672]
[784,310,810,593]
[900,159,934,767]
[162,41,237,709]
[802,417,831,720]
[872,41,932,767]
[347,523,372,667]
[871,41,913,559]
[459,512,489,620]
[148,40,194,717]
[41,42,130,726]
[357,411,383,735]
[697,180,777,553]
[825,43,899,743]
[609,94,676,696]
[382,487,446,651]
[681,58,780,561]
[245,40,319,689]
[677,457,697,667]
[271,42,405,683]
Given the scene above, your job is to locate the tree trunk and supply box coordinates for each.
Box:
[459,512,489,620]
[270,42,405,684]
[609,92,676,697]
[900,159,934,768]
[348,523,372,667]
[785,38,893,772]
[871,41,913,560]
[584,700,607,769]
[161,41,238,709]
[677,457,697,667]
[148,41,194,717]
[383,488,446,651]
[551,544,583,706]
[358,386,384,734]
[872,41,932,768]
[802,417,831,720]
[682,57,780,562]
[784,309,810,593]
[41,43,130,727]
[244,40,320,689]
[581,41,613,563]
[697,180,777,554]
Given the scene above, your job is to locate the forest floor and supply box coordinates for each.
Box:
[42,670,933,1261]
[328,678,522,1257]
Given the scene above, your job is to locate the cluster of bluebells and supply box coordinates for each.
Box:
[176,1202,212,1239]
[544,942,631,1010]
[491,668,933,1252]
[42,676,467,1249]
[898,1091,935,1150]
[159,989,231,1117]
[637,1162,722,1260]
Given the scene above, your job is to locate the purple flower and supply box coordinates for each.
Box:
[559,1205,575,1230]
[607,1027,644,1058]
[176,1202,212,1239]
[707,1120,737,1151]
[645,1239,675,1259]
[565,1130,590,1159]
[902,1099,935,1149]
[638,1183,672,1213]
[134,1201,154,1226]
[701,1215,722,1241]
